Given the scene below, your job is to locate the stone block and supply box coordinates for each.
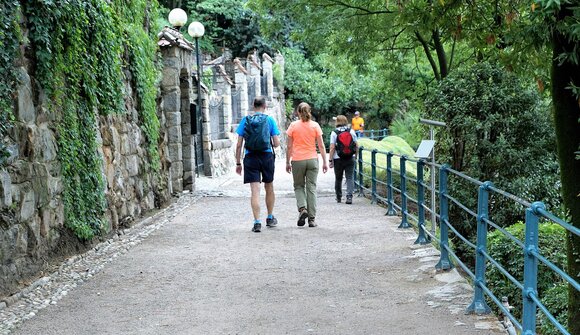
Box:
[183,158,194,172]
[163,91,181,115]
[13,225,27,255]
[163,56,180,69]
[167,126,182,143]
[182,143,195,160]
[120,134,131,155]
[165,110,183,128]
[0,170,12,207]
[170,161,183,180]
[135,179,144,199]
[125,155,139,177]
[40,208,52,238]
[161,67,180,89]
[19,189,36,222]
[17,68,36,124]
[168,143,183,162]
[26,216,41,253]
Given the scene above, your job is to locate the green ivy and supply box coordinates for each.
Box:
[0,1,21,165]
[20,0,161,239]
[126,23,161,171]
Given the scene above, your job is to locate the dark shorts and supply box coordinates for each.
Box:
[243,152,275,184]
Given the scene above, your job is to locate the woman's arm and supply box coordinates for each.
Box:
[286,136,293,173]
[317,135,328,173]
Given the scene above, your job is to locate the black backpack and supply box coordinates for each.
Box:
[244,114,270,152]
[335,128,356,159]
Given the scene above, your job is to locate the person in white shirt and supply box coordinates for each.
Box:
[328,115,358,204]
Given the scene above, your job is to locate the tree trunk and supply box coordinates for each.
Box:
[551,6,580,334]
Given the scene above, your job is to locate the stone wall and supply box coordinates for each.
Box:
[0,61,172,297]
[0,30,286,297]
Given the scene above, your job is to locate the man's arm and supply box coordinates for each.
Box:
[235,136,244,175]
[271,135,280,148]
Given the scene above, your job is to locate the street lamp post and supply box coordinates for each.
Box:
[188,21,205,175]
[167,8,187,30]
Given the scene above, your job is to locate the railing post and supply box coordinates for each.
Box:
[467,181,493,315]
[522,202,543,335]
[358,146,364,196]
[414,159,428,244]
[384,128,388,137]
[398,155,410,228]
[386,152,396,216]
[371,149,377,204]
[436,165,453,270]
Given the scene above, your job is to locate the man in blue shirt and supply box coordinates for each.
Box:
[235,96,281,233]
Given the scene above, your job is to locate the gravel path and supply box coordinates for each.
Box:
[1,158,505,334]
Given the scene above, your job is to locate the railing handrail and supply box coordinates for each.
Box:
[353,146,577,335]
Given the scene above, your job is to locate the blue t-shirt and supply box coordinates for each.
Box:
[236,112,280,153]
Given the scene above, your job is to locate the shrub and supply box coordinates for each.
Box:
[424,61,560,262]
[487,222,568,334]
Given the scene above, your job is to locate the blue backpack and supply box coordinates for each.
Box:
[244,114,270,152]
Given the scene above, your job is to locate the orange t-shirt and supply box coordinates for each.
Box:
[351,116,365,131]
[286,120,323,161]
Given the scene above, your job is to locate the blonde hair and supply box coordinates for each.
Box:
[335,115,348,126]
[296,102,312,122]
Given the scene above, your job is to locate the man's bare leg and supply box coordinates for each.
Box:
[250,182,261,220]
[264,182,275,216]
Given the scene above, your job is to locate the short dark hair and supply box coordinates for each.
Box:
[253,96,266,109]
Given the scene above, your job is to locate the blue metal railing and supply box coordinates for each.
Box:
[353,146,579,335]
[364,128,389,140]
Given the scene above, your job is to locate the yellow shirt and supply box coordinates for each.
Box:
[351,117,365,131]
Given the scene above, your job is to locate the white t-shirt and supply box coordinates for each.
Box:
[330,126,358,159]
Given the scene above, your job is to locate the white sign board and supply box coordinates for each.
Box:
[415,140,435,159]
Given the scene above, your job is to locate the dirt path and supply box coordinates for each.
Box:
[9,159,505,334]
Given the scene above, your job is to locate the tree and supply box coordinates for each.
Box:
[535,2,580,332]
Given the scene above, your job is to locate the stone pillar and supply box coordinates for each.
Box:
[234,58,249,118]
[262,53,274,100]
[274,51,285,94]
[201,94,212,176]
[160,46,184,193]
[179,60,196,192]
[215,65,233,138]
[246,51,261,103]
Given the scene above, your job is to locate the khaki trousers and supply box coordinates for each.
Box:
[291,158,319,218]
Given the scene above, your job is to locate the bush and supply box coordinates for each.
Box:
[388,109,423,149]
[487,222,568,334]
[424,61,560,262]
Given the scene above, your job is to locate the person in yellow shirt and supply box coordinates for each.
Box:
[351,111,365,137]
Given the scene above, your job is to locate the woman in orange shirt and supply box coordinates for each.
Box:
[286,102,328,227]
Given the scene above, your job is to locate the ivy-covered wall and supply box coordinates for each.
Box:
[0,0,171,296]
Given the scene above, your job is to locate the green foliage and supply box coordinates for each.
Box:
[159,0,274,57]
[0,1,21,165]
[487,222,568,334]
[388,108,424,150]
[21,0,161,239]
[425,62,560,232]
[126,23,161,171]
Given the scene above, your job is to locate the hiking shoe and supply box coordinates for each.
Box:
[308,218,317,227]
[266,216,278,227]
[346,196,353,205]
[252,223,262,233]
[297,208,308,226]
